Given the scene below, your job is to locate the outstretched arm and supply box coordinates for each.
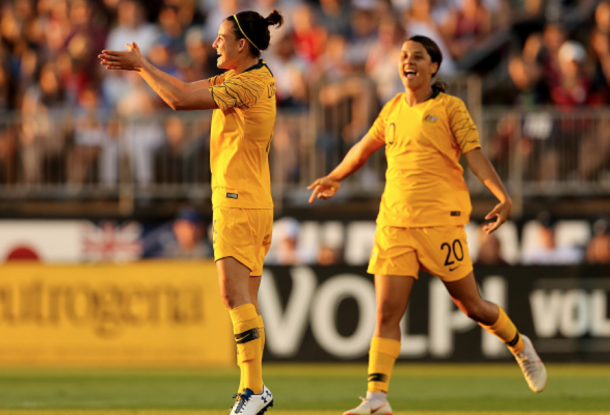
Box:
[308,133,384,203]
[99,42,217,111]
[464,148,512,234]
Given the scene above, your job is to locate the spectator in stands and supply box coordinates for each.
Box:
[42,0,72,57]
[0,62,13,113]
[550,41,593,107]
[441,0,492,60]
[596,1,610,34]
[0,125,17,184]
[268,217,316,265]
[104,0,160,106]
[291,3,327,64]
[172,0,204,28]
[590,28,610,102]
[404,0,457,76]
[202,0,240,43]
[475,231,508,265]
[346,7,377,70]
[67,86,106,186]
[65,0,108,95]
[161,207,213,259]
[148,39,179,77]
[106,0,159,55]
[317,242,342,265]
[178,27,220,83]
[589,2,610,101]
[157,4,187,55]
[317,0,351,37]
[20,61,70,184]
[154,115,190,184]
[578,117,610,182]
[507,56,550,106]
[366,17,404,104]
[99,115,122,187]
[265,33,309,108]
[524,23,566,88]
[586,218,610,264]
[522,212,584,265]
[485,56,550,174]
[116,82,164,186]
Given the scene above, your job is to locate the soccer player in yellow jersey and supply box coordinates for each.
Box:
[308,35,547,415]
[99,10,283,415]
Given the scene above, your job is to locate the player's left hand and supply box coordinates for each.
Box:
[483,199,511,234]
[98,42,144,71]
[307,176,341,203]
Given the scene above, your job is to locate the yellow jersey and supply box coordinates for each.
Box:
[208,60,276,209]
[368,91,481,227]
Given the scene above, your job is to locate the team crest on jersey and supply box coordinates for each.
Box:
[424,114,438,123]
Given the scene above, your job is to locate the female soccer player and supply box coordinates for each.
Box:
[308,35,547,415]
[99,10,283,415]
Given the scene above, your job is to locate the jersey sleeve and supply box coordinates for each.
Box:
[207,73,226,86]
[447,97,481,153]
[208,72,265,111]
[367,99,394,143]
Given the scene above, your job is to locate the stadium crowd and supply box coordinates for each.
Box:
[0,0,607,183]
[0,0,609,265]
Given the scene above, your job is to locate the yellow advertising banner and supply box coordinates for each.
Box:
[0,261,234,366]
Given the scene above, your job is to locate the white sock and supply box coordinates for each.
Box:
[366,391,387,402]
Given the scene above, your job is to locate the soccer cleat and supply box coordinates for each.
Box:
[514,335,547,393]
[343,396,393,415]
[231,385,273,415]
[230,393,241,412]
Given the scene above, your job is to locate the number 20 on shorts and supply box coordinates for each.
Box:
[441,239,464,266]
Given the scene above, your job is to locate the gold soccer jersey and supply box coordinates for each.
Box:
[368,91,481,227]
[208,60,276,209]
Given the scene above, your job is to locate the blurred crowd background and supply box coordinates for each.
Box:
[0,0,609,266]
[2,0,610,113]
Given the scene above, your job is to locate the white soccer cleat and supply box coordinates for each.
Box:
[343,396,393,415]
[514,335,547,393]
[231,385,273,415]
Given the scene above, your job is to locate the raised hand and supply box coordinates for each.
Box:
[307,176,341,204]
[98,42,145,71]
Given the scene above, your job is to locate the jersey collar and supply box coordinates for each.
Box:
[243,59,273,76]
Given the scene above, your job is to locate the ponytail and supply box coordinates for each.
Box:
[265,10,284,28]
[432,79,447,93]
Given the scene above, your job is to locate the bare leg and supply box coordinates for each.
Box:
[249,276,262,314]
[217,257,252,310]
[442,271,499,325]
[374,274,416,340]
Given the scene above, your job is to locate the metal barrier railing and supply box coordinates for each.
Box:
[2,102,609,215]
[472,107,610,196]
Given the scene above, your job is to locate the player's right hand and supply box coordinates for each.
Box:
[98,42,144,71]
[307,177,341,203]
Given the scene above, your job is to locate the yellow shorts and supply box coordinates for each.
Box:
[212,207,273,277]
[367,225,473,282]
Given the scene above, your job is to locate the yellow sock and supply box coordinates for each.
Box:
[258,315,265,354]
[230,304,263,395]
[367,337,401,393]
[479,305,525,354]
[236,351,244,396]
[236,316,264,396]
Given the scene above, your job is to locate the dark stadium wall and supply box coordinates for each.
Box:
[260,265,610,363]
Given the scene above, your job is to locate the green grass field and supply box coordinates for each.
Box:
[0,364,608,414]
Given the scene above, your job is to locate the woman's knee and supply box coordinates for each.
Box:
[460,299,493,323]
[376,301,404,328]
[219,281,248,309]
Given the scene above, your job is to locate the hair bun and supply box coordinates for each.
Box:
[266,10,284,28]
